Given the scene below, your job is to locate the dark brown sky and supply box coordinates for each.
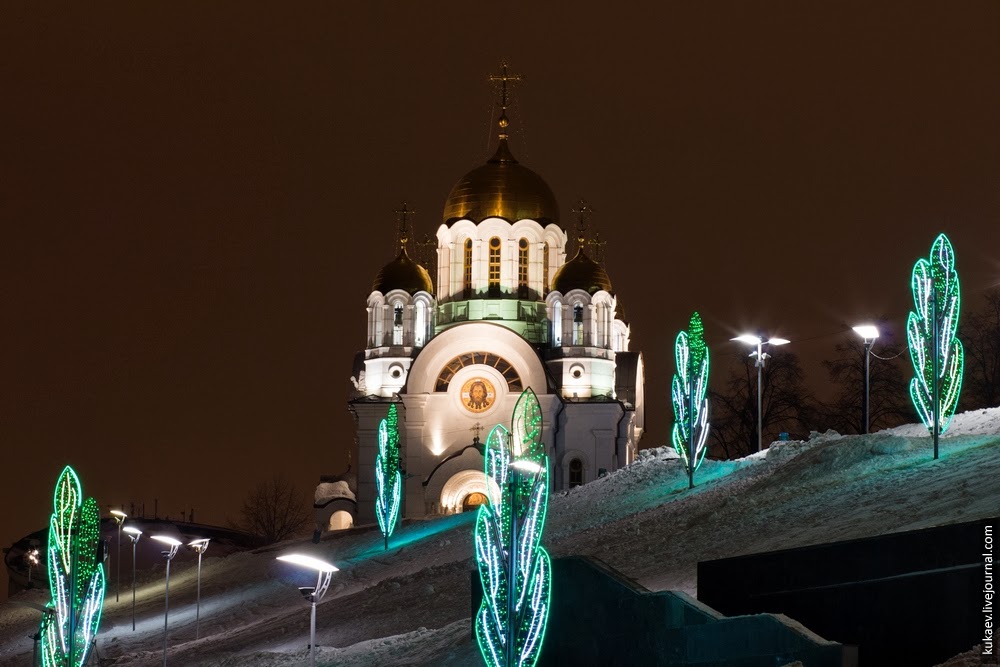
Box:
[2,2,999,598]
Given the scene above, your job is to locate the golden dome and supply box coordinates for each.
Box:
[442,139,559,225]
[372,248,433,295]
[552,248,613,294]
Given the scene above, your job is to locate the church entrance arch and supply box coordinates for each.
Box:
[462,492,488,511]
[439,469,500,514]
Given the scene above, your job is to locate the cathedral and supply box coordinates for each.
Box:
[347,68,645,525]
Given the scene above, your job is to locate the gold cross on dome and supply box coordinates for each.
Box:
[393,201,416,248]
[489,61,522,138]
[571,199,596,246]
[488,61,522,113]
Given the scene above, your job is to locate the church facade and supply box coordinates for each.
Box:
[349,84,644,524]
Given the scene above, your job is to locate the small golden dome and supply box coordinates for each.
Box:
[551,248,613,294]
[442,139,559,225]
[371,248,433,295]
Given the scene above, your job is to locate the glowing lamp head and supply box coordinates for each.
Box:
[123,526,142,537]
[189,538,211,552]
[510,460,544,474]
[768,337,790,346]
[276,554,339,573]
[853,325,880,341]
[110,510,127,521]
[732,334,762,346]
[150,535,183,547]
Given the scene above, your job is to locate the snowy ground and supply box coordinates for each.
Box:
[2,408,999,666]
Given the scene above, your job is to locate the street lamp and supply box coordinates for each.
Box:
[276,554,338,667]
[110,509,127,603]
[151,535,182,667]
[732,334,790,453]
[25,548,40,587]
[188,538,211,639]
[853,325,880,435]
[123,526,142,631]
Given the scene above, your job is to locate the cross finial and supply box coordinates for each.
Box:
[470,422,484,442]
[393,202,415,250]
[589,230,607,263]
[571,199,595,249]
[488,61,522,141]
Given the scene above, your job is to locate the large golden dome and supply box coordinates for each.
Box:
[551,248,613,294]
[442,139,559,225]
[371,248,433,295]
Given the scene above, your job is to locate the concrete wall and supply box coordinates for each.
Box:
[472,556,855,666]
[698,517,998,666]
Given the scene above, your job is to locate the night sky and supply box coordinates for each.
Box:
[3,3,999,599]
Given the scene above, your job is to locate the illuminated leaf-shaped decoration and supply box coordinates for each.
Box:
[475,389,551,667]
[511,387,543,460]
[672,312,711,482]
[41,466,106,667]
[907,233,964,436]
[375,403,402,550]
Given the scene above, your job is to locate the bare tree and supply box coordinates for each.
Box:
[960,288,1000,410]
[820,331,911,434]
[237,474,311,546]
[710,348,816,459]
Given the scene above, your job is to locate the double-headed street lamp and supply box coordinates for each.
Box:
[732,334,790,453]
[276,554,339,667]
[151,535,182,667]
[110,509,127,603]
[189,538,211,639]
[853,325,880,435]
[123,526,143,631]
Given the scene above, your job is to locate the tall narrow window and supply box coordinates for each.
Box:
[552,301,562,346]
[518,238,529,298]
[414,302,426,347]
[488,237,501,291]
[543,242,550,294]
[569,459,584,487]
[393,305,404,345]
[573,304,584,346]
[463,238,473,298]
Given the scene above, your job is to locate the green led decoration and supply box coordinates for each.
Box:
[672,312,710,488]
[40,466,106,667]
[907,233,964,459]
[475,388,551,667]
[375,403,402,551]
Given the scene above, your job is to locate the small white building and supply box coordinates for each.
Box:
[349,103,644,523]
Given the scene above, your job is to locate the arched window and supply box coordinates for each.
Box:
[488,237,501,292]
[463,238,473,298]
[573,304,584,346]
[517,238,529,298]
[552,302,562,346]
[414,302,426,347]
[373,304,384,347]
[392,305,404,345]
[569,459,584,488]
[543,242,550,294]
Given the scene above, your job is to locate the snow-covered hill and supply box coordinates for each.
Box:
[3,409,999,666]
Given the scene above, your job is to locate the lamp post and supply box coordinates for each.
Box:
[151,536,182,667]
[110,509,127,603]
[853,325,880,435]
[123,526,142,631]
[188,538,211,639]
[276,554,338,667]
[732,334,790,452]
[25,548,40,586]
